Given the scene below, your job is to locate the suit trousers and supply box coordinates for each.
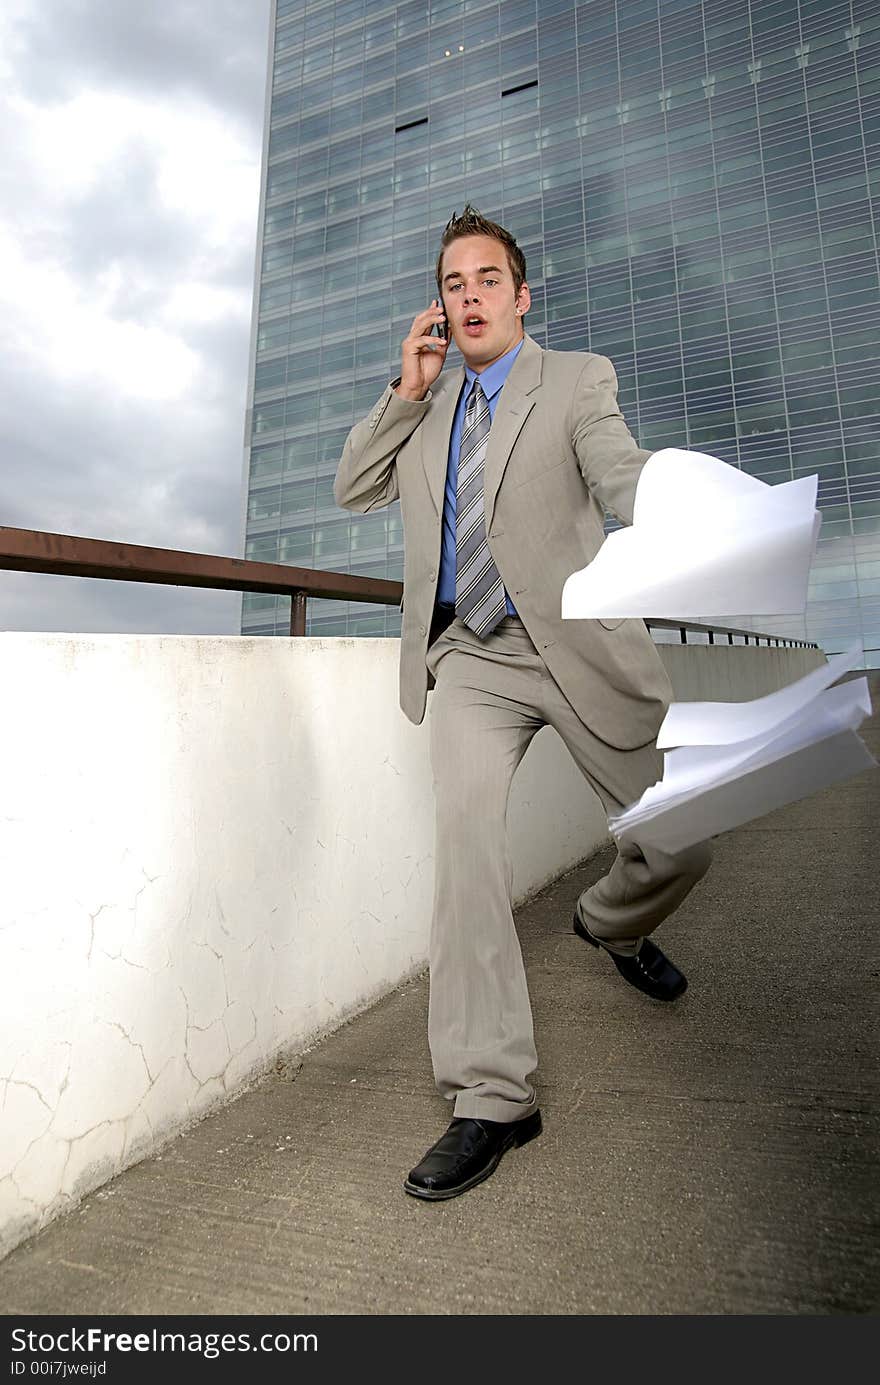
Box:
[425,615,712,1123]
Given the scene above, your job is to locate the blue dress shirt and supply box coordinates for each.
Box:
[437,339,525,614]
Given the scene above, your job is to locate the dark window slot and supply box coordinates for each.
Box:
[395,116,429,132]
[502,79,538,97]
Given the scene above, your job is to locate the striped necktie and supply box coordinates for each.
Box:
[455,379,507,638]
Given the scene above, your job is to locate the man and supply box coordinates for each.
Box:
[335,207,711,1201]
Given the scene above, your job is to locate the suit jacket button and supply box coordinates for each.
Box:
[419,625,426,636]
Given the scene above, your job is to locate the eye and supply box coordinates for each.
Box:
[482,278,499,287]
[448,283,463,293]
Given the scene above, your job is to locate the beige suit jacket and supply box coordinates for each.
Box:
[334,334,673,750]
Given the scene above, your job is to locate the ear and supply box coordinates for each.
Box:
[515,281,531,316]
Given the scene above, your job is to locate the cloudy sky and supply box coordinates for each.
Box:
[0,0,272,634]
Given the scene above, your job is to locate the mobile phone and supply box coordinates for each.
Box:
[434,300,447,339]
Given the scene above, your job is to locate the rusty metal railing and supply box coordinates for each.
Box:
[0,526,398,637]
[0,525,819,648]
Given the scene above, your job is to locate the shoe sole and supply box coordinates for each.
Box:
[403,1111,543,1201]
[572,910,687,1002]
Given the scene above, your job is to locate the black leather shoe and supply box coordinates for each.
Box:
[404,1110,542,1201]
[573,910,687,1001]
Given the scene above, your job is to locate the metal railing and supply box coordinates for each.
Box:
[0,526,396,636]
[646,618,817,648]
[0,525,819,649]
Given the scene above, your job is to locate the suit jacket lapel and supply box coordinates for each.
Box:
[483,334,543,533]
[420,365,464,517]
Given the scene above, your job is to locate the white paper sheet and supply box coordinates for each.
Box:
[611,728,875,855]
[656,644,865,747]
[607,645,876,853]
[651,679,870,801]
[626,678,872,818]
[561,448,821,619]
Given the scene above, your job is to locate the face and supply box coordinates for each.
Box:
[439,233,531,372]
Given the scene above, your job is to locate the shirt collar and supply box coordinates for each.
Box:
[463,338,524,403]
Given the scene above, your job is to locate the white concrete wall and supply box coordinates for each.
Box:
[656,642,825,701]
[0,633,824,1257]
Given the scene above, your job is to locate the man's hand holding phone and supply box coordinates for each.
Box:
[396,299,449,401]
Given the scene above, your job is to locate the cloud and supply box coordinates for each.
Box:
[0,0,271,634]
[8,0,268,128]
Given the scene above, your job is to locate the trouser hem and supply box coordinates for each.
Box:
[451,1092,539,1123]
[574,894,642,957]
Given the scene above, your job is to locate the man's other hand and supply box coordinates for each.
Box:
[396,300,449,400]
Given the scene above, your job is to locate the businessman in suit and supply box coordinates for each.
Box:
[335,207,712,1200]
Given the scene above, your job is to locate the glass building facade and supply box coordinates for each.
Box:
[241,0,880,665]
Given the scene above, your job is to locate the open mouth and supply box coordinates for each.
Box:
[463,315,486,334]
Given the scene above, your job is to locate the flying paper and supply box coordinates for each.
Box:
[609,646,876,854]
[561,448,821,619]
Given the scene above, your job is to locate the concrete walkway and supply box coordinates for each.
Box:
[2,678,878,1316]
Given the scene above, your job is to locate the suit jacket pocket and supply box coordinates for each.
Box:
[598,616,626,631]
[510,454,570,489]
